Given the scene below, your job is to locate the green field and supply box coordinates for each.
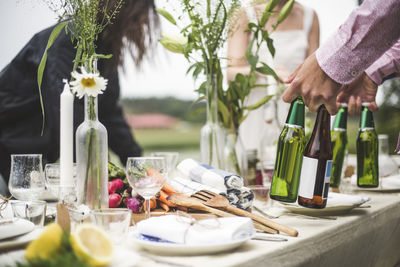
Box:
[132,123,201,161]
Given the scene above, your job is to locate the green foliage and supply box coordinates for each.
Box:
[121,97,206,124]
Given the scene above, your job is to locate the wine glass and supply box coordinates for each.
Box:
[126,157,167,219]
[8,154,45,200]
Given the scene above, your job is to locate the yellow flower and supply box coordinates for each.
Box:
[70,67,108,98]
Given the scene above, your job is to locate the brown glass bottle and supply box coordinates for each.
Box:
[298,105,333,209]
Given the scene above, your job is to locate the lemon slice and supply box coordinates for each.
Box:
[70,223,113,267]
[25,223,63,261]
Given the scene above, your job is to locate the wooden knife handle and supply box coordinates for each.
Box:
[226,205,298,237]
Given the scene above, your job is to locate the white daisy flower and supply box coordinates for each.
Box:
[70,67,108,98]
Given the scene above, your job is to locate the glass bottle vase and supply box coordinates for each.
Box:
[200,73,225,169]
[76,94,109,209]
[224,129,247,178]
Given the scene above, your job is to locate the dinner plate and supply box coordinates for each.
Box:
[0,228,43,252]
[129,230,252,255]
[0,218,35,240]
[278,192,370,215]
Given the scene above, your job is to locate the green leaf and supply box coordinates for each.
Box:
[37,21,68,135]
[217,99,230,128]
[247,55,259,70]
[264,0,279,13]
[260,11,271,27]
[93,53,112,59]
[244,94,274,110]
[277,0,294,24]
[155,8,177,25]
[256,63,279,80]
[267,37,275,57]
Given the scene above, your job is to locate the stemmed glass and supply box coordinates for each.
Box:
[8,154,45,200]
[126,157,167,219]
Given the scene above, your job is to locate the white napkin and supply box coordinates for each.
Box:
[170,176,222,195]
[327,192,370,207]
[135,215,254,245]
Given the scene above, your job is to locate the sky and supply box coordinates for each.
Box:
[0,0,358,100]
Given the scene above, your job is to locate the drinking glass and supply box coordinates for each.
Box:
[126,157,167,219]
[44,163,77,200]
[11,200,47,227]
[8,154,45,200]
[150,152,179,177]
[90,208,132,244]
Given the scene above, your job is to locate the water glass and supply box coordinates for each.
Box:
[44,163,77,200]
[90,208,132,244]
[68,205,91,232]
[126,157,167,219]
[9,154,45,200]
[11,200,47,227]
[150,152,179,176]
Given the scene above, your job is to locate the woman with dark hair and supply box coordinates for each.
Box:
[0,0,159,190]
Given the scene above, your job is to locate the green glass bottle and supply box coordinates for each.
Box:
[270,97,305,203]
[330,103,348,189]
[357,103,379,187]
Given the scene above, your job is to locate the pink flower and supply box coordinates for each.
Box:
[109,193,122,208]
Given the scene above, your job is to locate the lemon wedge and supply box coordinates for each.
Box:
[25,223,63,261]
[70,223,113,267]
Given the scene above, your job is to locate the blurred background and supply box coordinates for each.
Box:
[0,0,399,159]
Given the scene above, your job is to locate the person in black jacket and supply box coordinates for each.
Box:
[0,0,159,191]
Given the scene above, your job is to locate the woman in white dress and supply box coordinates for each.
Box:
[227,0,320,161]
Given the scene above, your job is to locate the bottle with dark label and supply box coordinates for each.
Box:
[298,105,333,209]
[357,103,379,187]
[270,97,305,203]
[330,103,348,189]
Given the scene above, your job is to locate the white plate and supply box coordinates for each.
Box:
[0,225,43,252]
[0,218,35,240]
[351,175,400,192]
[279,193,370,215]
[129,230,252,255]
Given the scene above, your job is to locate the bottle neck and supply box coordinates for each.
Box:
[285,96,305,128]
[306,105,332,156]
[333,106,348,130]
[359,106,375,130]
[84,95,98,121]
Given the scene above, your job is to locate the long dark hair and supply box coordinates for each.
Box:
[98,0,159,73]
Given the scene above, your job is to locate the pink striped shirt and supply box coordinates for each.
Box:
[316,0,400,85]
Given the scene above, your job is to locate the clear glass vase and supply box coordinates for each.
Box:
[224,130,247,178]
[200,73,225,169]
[76,61,108,210]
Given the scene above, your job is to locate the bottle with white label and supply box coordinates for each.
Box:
[298,105,333,209]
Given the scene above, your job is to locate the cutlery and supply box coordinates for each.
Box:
[168,194,278,234]
[191,190,298,237]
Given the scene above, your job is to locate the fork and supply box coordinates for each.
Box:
[191,190,298,237]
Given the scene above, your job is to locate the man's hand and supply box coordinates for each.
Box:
[282,52,341,115]
[337,72,378,115]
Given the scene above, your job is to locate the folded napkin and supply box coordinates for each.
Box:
[135,215,254,245]
[174,159,255,210]
[177,159,244,192]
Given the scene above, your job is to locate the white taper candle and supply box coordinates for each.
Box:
[60,79,74,187]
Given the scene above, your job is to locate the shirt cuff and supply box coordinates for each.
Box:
[316,30,361,85]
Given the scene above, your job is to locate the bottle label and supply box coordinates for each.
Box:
[359,127,374,131]
[298,157,333,199]
[298,157,319,199]
[333,127,346,132]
